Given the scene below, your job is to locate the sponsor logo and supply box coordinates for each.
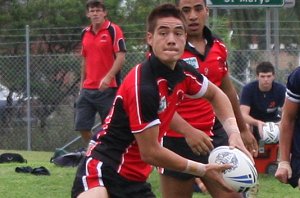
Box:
[158,96,167,113]
[183,57,199,69]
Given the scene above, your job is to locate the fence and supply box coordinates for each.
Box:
[1,49,298,152]
[0,22,299,152]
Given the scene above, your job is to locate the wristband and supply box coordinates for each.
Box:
[223,117,240,136]
[183,160,206,177]
[278,161,292,178]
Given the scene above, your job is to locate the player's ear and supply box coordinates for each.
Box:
[146,32,153,47]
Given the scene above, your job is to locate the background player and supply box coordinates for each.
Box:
[160,1,256,198]
[75,0,126,144]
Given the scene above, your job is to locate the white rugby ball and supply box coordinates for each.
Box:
[262,122,280,144]
[208,146,258,193]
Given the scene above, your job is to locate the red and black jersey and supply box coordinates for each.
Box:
[81,20,126,89]
[166,27,228,137]
[90,54,208,182]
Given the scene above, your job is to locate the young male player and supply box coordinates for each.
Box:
[72,3,241,198]
[160,1,255,198]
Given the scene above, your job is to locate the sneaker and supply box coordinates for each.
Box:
[244,183,259,198]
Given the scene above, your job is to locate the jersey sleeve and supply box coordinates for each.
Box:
[181,63,209,98]
[240,84,253,106]
[278,84,286,107]
[286,68,300,103]
[185,75,209,99]
[112,24,127,53]
[215,39,229,77]
[80,28,88,57]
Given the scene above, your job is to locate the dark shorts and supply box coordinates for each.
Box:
[288,156,300,188]
[71,157,156,198]
[75,88,117,131]
[161,125,228,180]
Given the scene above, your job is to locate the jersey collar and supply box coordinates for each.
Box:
[87,20,111,34]
[148,54,185,94]
[185,26,214,61]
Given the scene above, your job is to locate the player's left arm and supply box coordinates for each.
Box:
[220,74,258,157]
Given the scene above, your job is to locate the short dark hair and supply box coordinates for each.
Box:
[175,0,207,6]
[86,0,105,11]
[256,61,275,75]
[147,3,186,34]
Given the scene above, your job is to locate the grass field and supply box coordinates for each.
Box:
[0,150,299,198]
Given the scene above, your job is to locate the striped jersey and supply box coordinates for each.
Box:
[90,54,208,182]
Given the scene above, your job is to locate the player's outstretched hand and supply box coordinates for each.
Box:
[202,163,234,192]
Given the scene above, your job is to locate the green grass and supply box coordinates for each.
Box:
[1,150,299,198]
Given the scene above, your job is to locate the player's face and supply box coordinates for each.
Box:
[147,17,187,69]
[86,7,107,26]
[257,72,275,91]
[178,0,208,37]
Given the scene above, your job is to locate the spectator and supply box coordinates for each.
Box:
[240,61,285,141]
[275,67,300,189]
[240,61,286,197]
[75,0,126,144]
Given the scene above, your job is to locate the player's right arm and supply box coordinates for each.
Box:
[202,81,253,162]
[134,124,234,192]
[221,74,258,157]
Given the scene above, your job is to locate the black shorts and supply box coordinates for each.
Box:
[161,125,228,180]
[288,156,300,188]
[71,157,156,198]
[75,88,117,131]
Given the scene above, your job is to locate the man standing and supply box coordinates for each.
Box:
[75,0,126,144]
[159,1,256,198]
[275,67,300,189]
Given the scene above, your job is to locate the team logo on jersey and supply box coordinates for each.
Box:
[100,34,109,43]
[183,57,199,69]
[158,96,167,113]
[204,67,209,76]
